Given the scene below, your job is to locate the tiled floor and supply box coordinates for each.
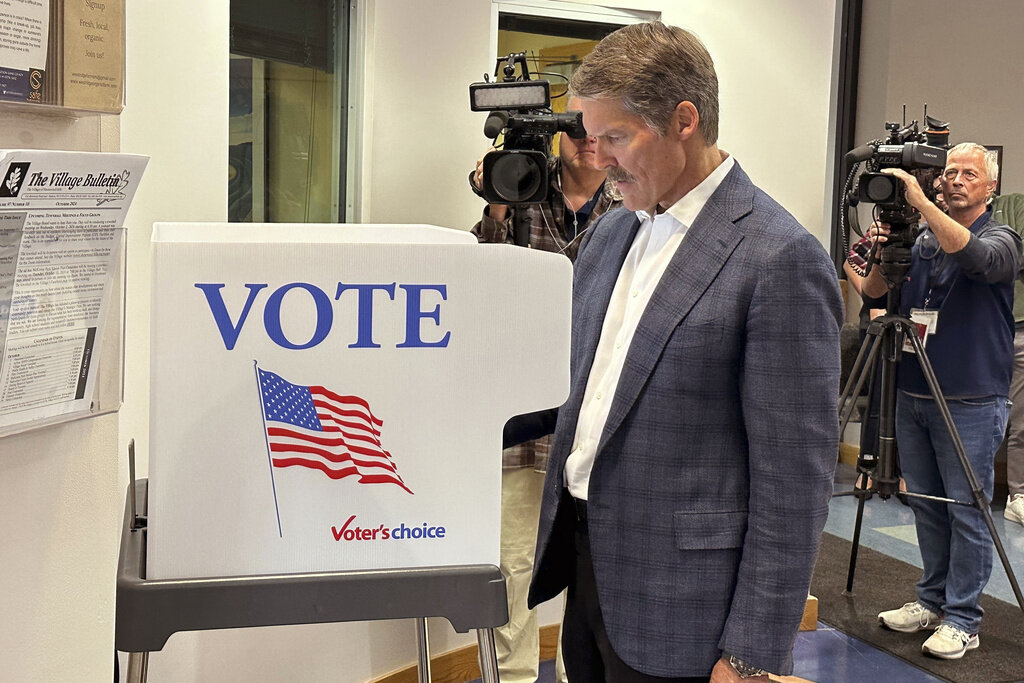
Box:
[475,464,1024,683]
[825,466,1024,608]
[800,465,1024,682]
[791,625,944,682]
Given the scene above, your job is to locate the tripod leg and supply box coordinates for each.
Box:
[839,326,876,410]
[840,317,901,595]
[840,332,884,438]
[906,331,1024,617]
[845,474,869,595]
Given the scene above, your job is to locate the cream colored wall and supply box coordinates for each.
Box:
[661,1,839,243]
[0,108,124,682]
[2,1,842,681]
[357,0,840,246]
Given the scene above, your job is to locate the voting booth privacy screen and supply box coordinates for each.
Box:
[147,223,571,580]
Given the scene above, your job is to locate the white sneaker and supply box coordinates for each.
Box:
[922,623,980,659]
[1005,493,1024,526]
[878,601,942,632]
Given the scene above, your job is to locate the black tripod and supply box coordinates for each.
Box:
[837,232,1024,618]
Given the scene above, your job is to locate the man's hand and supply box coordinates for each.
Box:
[882,167,929,212]
[472,147,496,192]
[882,167,971,253]
[867,220,891,245]
[711,657,770,682]
[473,146,509,222]
[858,220,893,300]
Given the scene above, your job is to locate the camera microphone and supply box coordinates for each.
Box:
[483,111,509,139]
[845,143,876,166]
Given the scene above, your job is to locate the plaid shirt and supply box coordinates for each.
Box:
[472,157,621,471]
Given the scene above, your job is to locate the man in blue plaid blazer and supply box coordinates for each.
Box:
[511,22,843,682]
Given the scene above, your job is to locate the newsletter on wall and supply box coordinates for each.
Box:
[0,149,147,433]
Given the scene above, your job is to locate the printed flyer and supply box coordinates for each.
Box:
[0,0,50,103]
[0,149,147,430]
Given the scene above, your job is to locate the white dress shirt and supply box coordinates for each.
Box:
[564,154,736,500]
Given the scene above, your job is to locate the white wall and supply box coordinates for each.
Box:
[360,0,840,247]
[660,0,839,242]
[0,109,125,682]
[2,1,841,681]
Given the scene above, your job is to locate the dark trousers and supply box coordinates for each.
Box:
[560,500,711,683]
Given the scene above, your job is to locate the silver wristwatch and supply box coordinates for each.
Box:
[727,654,768,679]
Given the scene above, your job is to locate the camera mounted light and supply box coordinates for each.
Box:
[470,80,550,112]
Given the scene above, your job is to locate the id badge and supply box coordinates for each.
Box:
[902,308,938,354]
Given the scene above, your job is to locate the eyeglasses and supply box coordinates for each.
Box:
[942,168,981,182]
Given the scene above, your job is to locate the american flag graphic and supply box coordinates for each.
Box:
[256,368,413,494]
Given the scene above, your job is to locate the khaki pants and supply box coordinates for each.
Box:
[497,467,566,683]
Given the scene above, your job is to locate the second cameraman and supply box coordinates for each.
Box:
[469,95,621,683]
[471,96,621,260]
[861,143,1021,659]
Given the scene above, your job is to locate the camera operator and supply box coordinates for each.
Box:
[861,143,1022,659]
[841,173,954,503]
[471,96,620,260]
[469,95,621,683]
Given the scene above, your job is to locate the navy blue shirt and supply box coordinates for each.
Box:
[562,182,606,241]
[893,209,1021,398]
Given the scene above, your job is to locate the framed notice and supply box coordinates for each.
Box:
[983,145,1003,197]
[61,0,124,112]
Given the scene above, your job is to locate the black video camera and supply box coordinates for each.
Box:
[850,116,950,218]
[469,53,586,204]
[840,112,951,277]
[840,111,952,295]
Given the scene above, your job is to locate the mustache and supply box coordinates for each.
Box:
[606,168,636,183]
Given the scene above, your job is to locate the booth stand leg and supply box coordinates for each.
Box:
[416,617,432,681]
[126,651,149,683]
[476,628,500,683]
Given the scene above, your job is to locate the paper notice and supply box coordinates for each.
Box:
[0,0,51,103]
[0,149,147,428]
[62,0,123,112]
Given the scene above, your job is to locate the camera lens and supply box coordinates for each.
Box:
[865,174,898,203]
[868,175,901,201]
[490,152,544,203]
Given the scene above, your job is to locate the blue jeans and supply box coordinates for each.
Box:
[896,391,1009,633]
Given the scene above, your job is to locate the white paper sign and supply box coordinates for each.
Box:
[147,223,572,580]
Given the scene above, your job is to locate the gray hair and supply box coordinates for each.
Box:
[947,142,1000,186]
[569,22,719,144]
